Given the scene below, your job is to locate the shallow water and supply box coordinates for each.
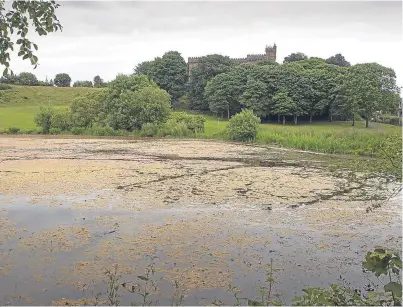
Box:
[0,137,401,305]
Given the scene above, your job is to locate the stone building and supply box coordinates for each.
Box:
[187,44,277,75]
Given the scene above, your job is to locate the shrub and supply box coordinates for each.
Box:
[106,87,171,131]
[49,127,61,135]
[227,109,261,141]
[0,84,12,90]
[140,122,160,137]
[70,90,107,127]
[34,106,55,133]
[51,109,72,131]
[71,127,86,135]
[8,127,20,134]
[86,125,128,136]
[159,119,192,137]
[170,112,205,133]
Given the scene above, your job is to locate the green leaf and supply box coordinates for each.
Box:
[391,258,402,269]
[33,43,38,51]
[384,282,402,298]
[3,68,8,77]
[22,54,29,60]
[18,50,24,56]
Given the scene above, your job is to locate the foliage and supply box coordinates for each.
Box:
[73,80,93,88]
[241,77,271,118]
[326,53,351,67]
[54,73,71,87]
[105,86,171,131]
[0,0,62,75]
[7,126,19,134]
[140,122,160,137]
[150,51,188,103]
[292,283,391,306]
[105,74,158,103]
[48,127,61,135]
[0,83,11,90]
[283,52,308,63]
[342,63,400,127]
[227,109,260,141]
[205,72,243,118]
[16,72,38,86]
[188,54,234,111]
[70,90,107,128]
[170,112,205,132]
[134,60,155,77]
[271,91,298,124]
[93,75,106,88]
[159,118,192,137]
[34,105,54,133]
[50,108,71,131]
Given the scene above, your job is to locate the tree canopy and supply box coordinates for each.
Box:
[0,0,62,75]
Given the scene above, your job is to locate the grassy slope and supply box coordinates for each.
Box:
[0,85,100,130]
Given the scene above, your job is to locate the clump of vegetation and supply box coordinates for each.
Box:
[159,119,192,137]
[169,112,205,133]
[34,106,55,133]
[7,127,20,134]
[140,122,160,137]
[227,109,260,141]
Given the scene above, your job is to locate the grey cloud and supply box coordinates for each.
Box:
[55,1,401,38]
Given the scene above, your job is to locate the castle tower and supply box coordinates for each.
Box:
[265,43,277,61]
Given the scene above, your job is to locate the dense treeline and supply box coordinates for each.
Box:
[0,73,107,88]
[134,52,400,127]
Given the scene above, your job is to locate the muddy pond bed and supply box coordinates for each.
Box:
[0,136,401,305]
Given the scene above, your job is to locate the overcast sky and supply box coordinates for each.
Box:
[6,1,403,86]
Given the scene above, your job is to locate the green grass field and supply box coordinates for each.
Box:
[0,85,401,158]
[0,85,99,130]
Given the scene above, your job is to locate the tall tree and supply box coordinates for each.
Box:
[272,91,298,125]
[17,72,38,85]
[343,63,400,127]
[54,73,71,87]
[93,75,105,88]
[283,52,308,63]
[133,61,155,77]
[240,77,272,118]
[150,51,187,104]
[326,53,351,67]
[188,54,233,111]
[205,72,243,119]
[0,0,62,75]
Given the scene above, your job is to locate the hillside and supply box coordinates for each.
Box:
[0,85,101,106]
[0,85,101,130]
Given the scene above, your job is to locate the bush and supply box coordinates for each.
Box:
[159,119,192,137]
[51,109,72,131]
[86,125,128,136]
[8,127,20,134]
[70,90,107,127]
[71,127,86,135]
[106,87,171,131]
[0,84,12,90]
[49,128,61,135]
[140,122,160,137]
[227,109,261,141]
[170,112,205,133]
[16,72,39,86]
[54,73,71,87]
[34,106,55,133]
